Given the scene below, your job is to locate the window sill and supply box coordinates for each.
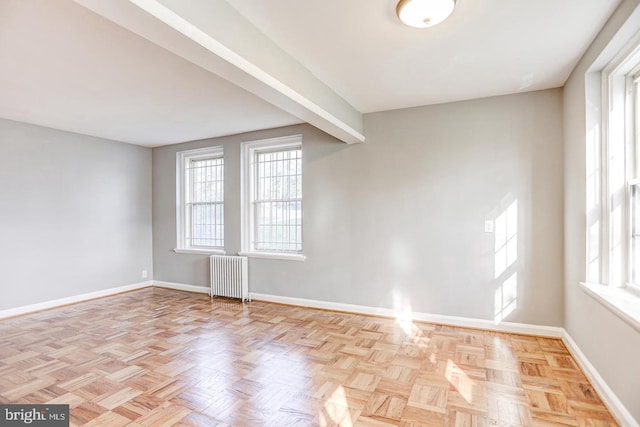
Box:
[579,282,640,332]
[173,248,225,255]
[238,251,306,261]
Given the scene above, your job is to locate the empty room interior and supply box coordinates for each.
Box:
[2,0,640,426]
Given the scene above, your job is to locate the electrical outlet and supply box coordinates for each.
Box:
[142,270,148,279]
[484,220,494,233]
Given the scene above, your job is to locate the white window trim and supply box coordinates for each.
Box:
[173,248,226,255]
[240,135,305,260]
[628,178,640,292]
[580,282,640,332]
[175,145,224,252]
[238,251,306,261]
[585,35,640,331]
[597,38,640,287]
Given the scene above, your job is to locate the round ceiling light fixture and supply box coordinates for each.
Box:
[396,0,456,28]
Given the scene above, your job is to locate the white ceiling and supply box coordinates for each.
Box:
[226,0,622,113]
[0,0,301,146]
[0,0,623,146]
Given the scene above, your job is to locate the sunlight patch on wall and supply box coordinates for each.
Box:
[393,290,413,324]
[393,290,434,357]
[493,200,518,323]
[494,272,517,323]
[494,200,518,279]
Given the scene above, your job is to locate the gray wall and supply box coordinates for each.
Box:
[0,118,153,310]
[564,0,640,422]
[153,88,564,326]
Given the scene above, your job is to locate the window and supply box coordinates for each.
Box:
[628,75,640,290]
[582,34,640,331]
[630,180,640,286]
[241,135,304,260]
[176,146,224,253]
[588,39,640,291]
[584,23,640,330]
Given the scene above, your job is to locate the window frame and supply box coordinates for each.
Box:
[175,145,225,255]
[593,39,640,289]
[628,73,640,293]
[240,135,305,261]
[628,179,640,290]
[581,20,640,334]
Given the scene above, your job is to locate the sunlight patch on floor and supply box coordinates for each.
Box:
[319,385,353,427]
[445,359,475,403]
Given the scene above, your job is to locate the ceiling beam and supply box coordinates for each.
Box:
[74,0,364,144]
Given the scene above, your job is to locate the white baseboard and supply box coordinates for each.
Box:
[0,280,209,320]
[153,281,210,294]
[0,281,153,320]
[249,292,564,338]
[562,331,639,427]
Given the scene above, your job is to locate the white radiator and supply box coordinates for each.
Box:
[210,255,249,301]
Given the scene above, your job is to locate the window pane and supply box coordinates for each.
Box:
[632,184,640,284]
[189,202,223,248]
[185,155,224,248]
[253,147,302,253]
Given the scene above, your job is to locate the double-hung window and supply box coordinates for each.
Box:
[241,135,304,260]
[176,146,224,253]
[584,40,640,329]
[587,38,640,293]
[628,74,640,291]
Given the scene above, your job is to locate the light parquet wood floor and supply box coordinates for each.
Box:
[0,288,617,427]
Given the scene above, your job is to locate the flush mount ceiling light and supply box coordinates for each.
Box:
[396,0,456,28]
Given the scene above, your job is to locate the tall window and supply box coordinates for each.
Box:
[241,135,303,259]
[628,76,640,290]
[589,41,640,290]
[176,146,224,251]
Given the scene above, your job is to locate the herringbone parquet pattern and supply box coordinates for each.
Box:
[0,288,617,426]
